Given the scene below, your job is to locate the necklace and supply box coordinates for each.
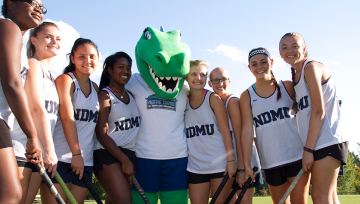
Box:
[110,85,126,99]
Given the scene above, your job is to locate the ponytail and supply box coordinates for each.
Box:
[270,70,281,101]
[291,68,297,112]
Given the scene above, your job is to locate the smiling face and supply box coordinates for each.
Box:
[248,54,273,80]
[31,25,61,58]
[279,35,307,66]
[108,57,132,86]
[186,65,208,90]
[71,44,99,76]
[209,68,230,95]
[9,0,44,29]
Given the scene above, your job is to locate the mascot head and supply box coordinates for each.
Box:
[135,27,190,99]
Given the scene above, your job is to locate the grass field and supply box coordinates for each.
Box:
[82,195,360,204]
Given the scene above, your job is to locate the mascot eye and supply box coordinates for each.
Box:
[145,31,151,40]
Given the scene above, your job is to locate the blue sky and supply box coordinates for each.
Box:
[2,0,360,152]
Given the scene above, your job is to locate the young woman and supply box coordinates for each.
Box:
[209,67,262,204]
[185,60,236,204]
[41,38,100,204]
[10,21,61,204]
[94,52,140,204]
[240,48,310,204]
[279,33,348,204]
[0,0,45,203]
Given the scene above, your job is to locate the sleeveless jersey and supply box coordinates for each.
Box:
[0,43,28,129]
[225,95,262,174]
[11,59,59,161]
[93,87,140,151]
[185,90,227,174]
[294,60,346,150]
[53,72,99,166]
[248,81,303,169]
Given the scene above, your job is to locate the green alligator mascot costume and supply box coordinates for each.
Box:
[126,27,190,204]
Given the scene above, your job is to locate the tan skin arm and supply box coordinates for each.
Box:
[239,91,258,184]
[95,91,134,183]
[227,97,247,186]
[0,19,42,164]
[301,61,329,172]
[55,74,84,179]
[25,59,58,176]
[209,93,236,178]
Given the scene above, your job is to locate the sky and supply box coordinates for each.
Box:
[2,0,360,152]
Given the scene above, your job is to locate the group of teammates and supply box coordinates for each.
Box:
[0,1,347,204]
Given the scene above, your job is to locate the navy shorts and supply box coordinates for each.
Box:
[314,141,348,165]
[131,157,188,192]
[45,161,93,188]
[17,160,38,172]
[187,171,225,184]
[264,160,302,186]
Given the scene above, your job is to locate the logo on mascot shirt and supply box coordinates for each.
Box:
[146,94,177,111]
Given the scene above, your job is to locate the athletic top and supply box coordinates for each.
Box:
[294,60,346,150]
[125,73,187,159]
[185,90,227,174]
[93,87,140,151]
[0,43,28,129]
[248,81,303,169]
[11,59,59,161]
[225,95,262,174]
[53,72,99,166]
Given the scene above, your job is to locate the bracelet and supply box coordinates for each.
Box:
[303,146,315,153]
[237,169,245,173]
[227,160,235,162]
[72,153,81,156]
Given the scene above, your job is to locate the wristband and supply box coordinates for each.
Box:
[227,160,235,162]
[72,153,81,156]
[303,146,315,153]
[237,169,245,173]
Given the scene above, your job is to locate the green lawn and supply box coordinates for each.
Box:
[82,195,360,204]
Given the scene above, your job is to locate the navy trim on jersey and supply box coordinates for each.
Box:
[281,81,294,101]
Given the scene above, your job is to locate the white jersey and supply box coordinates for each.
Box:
[93,87,140,151]
[53,72,99,166]
[294,60,346,150]
[225,95,262,174]
[0,44,28,129]
[248,81,303,169]
[11,59,59,161]
[125,73,187,159]
[185,90,227,174]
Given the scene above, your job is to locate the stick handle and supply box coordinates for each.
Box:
[278,168,305,204]
[234,177,252,204]
[54,172,78,204]
[81,176,103,204]
[33,163,65,204]
[133,177,151,204]
[209,173,229,204]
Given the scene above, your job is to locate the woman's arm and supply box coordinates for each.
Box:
[0,20,41,164]
[55,74,84,179]
[25,59,58,176]
[228,97,247,186]
[239,91,257,184]
[210,93,236,178]
[302,62,328,172]
[95,91,134,182]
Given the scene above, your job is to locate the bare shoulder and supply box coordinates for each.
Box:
[28,58,41,70]
[98,90,110,101]
[228,97,239,108]
[92,82,99,93]
[239,90,250,102]
[304,61,329,81]
[0,19,21,38]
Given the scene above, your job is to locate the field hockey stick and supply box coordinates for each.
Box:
[233,166,258,204]
[33,163,65,204]
[81,175,103,204]
[54,171,78,204]
[132,176,151,204]
[209,173,229,204]
[223,182,238,204]
[278,168,305,204]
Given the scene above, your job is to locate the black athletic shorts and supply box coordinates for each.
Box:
[187,171,225,184]
[0,119,12,149]
[93,146,137,175]
[264,160,302,186]
[17,160,38,172]
[314,141,348,165]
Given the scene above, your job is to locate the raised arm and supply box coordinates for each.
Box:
[239,90,257,184]
[55,74,84,179]
[210,93,236,178]
[0,20,41,164]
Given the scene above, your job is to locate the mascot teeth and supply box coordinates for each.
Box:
[149,66,181,94]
